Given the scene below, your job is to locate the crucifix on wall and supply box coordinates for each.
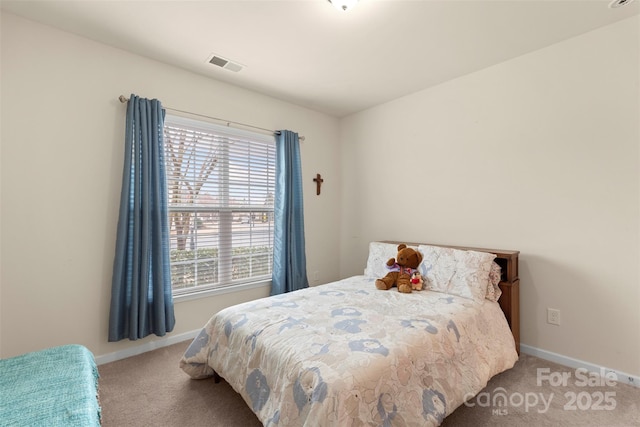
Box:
[313,173,324,195]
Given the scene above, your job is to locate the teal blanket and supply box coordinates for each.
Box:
[0,344,101,426]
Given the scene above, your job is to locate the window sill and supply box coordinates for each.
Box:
[172,279,271,303]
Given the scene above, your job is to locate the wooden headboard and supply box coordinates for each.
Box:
[383,241,520,354]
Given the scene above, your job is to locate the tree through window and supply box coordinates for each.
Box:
[164,115,275,295]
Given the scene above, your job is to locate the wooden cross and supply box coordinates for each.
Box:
[313,173,324,195]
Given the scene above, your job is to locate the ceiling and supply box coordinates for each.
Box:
[2,0,639,117]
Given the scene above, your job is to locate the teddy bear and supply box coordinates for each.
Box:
[375,244,424,293]
[410,271,424,291]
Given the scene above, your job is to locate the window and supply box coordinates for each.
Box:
[163,115,275,297]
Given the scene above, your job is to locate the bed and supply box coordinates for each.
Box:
[0,344,101,426]
[180,241,520,426]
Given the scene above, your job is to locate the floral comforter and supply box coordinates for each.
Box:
[179,275,518,426]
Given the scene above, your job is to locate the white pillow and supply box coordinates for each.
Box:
[363,242,418,278]
[418,245,496,302]
[485,261,503,302]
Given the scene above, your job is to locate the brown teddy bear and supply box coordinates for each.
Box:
[375,244,424,293]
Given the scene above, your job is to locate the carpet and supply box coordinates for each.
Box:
[98,341,640,426]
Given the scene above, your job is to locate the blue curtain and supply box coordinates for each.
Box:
[108,94,175,341]
[271,130,309,295]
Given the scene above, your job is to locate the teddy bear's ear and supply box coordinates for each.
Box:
[397,244,407,251]
[416,251,424,264]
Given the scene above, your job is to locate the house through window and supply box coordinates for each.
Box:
[163,115,275,297]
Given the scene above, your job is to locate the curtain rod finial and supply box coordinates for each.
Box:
[119,95,128,103]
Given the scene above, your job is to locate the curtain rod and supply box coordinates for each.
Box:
[118,95,305,142]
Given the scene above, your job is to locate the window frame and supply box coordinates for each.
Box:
[163,114,275,301]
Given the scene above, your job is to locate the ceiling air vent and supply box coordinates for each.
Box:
[207,54,244,72]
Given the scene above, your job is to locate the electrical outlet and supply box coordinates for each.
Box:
[547,308,561,326]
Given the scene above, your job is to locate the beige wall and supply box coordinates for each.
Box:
[2,10,639,379]
[339,16,640,376]
[0,12,341,359]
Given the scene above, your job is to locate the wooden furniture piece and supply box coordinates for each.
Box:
[493,249,520,355]
[389,241,520,354]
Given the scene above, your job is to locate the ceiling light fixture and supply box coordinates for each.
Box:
[328,0,359,12]
[609,0,635,8]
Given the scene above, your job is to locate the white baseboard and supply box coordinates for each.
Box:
[520,344,639,389]
[95,329,200,365]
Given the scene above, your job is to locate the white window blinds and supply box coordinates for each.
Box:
[163,115,275,295]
